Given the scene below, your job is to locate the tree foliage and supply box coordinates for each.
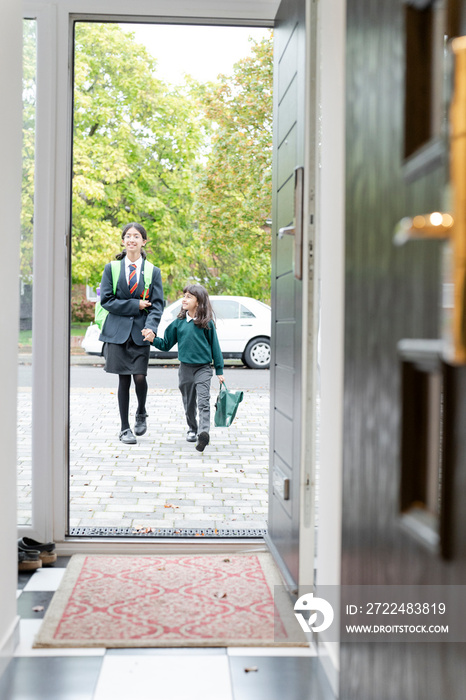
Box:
[194,34,273,301]
[21,23,273,303]
[72,23,203,298]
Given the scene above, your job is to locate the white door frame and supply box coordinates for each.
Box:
[20,2,60,543]
[314,0,346,691]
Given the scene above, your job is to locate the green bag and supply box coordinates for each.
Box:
[94,260,154,330]
[214,382,244,428]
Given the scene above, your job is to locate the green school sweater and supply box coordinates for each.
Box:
[153,317,224,375]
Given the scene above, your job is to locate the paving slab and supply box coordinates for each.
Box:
[17,385,270,531]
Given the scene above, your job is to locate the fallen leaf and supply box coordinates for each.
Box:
[223,558,230,563]
[213,592,227,599]
[244,667,259,673]
[32,606,44,612]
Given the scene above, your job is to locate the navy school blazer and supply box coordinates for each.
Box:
[98,258,164,346]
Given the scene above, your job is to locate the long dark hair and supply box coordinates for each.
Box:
[177,284,215,329]
[115,222,148,260]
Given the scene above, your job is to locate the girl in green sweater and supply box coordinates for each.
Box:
[142,284,224,452]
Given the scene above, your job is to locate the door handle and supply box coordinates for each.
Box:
[278,165,304,280]
[278,224,296,237]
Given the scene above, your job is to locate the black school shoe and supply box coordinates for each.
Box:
[134,411,148,436]
[119,428,137,444]
[195,431,210,452]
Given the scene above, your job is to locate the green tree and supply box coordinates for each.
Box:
[194,33,273,301]
[22,24,273,303]
[72,23,203,299]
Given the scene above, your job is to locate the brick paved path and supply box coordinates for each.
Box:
[18,386,269,530]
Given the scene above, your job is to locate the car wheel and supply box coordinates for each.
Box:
[243,337,271,369]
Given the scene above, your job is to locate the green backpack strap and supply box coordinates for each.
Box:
[94,260,121,331]
[142,261,154,295]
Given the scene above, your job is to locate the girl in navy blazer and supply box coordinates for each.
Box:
[99,223,164,444]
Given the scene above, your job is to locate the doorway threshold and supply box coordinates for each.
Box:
[69,526,267,538]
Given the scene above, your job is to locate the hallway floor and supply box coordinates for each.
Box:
[3,557,336,699]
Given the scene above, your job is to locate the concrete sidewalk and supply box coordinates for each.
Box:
[18,384,270,531]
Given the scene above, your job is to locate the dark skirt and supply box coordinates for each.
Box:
[103,337,150,375]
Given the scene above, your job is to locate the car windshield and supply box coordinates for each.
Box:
[167,302,182,319]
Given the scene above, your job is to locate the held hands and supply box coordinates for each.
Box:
[139,299,151,310]
[142,328,155,343]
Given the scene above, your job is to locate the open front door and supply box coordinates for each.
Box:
[267,0,315,593]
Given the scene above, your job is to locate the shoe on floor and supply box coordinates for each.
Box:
[134,411,148,436]
[195,431,210,452]
[18,537,57,566]
[18,536,55,553]
[119,428,137,444]
[18,549,42,572]
[186,430,197,442]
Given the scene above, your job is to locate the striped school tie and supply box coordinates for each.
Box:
[128,264,138,296]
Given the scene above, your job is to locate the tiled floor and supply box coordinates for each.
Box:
[3,557,336,700]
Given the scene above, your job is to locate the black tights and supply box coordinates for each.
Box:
[118,374,147,431]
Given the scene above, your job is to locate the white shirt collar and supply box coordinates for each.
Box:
[125,255,142,270]
[186,312,196,323]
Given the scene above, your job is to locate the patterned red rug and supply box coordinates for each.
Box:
[34,554,305,648]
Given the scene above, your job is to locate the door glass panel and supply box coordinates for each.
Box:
[17,19,36,526]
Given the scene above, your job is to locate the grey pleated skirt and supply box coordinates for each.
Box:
[103,337,150,375]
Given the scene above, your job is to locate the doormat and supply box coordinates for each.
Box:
[33,554,306,648]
